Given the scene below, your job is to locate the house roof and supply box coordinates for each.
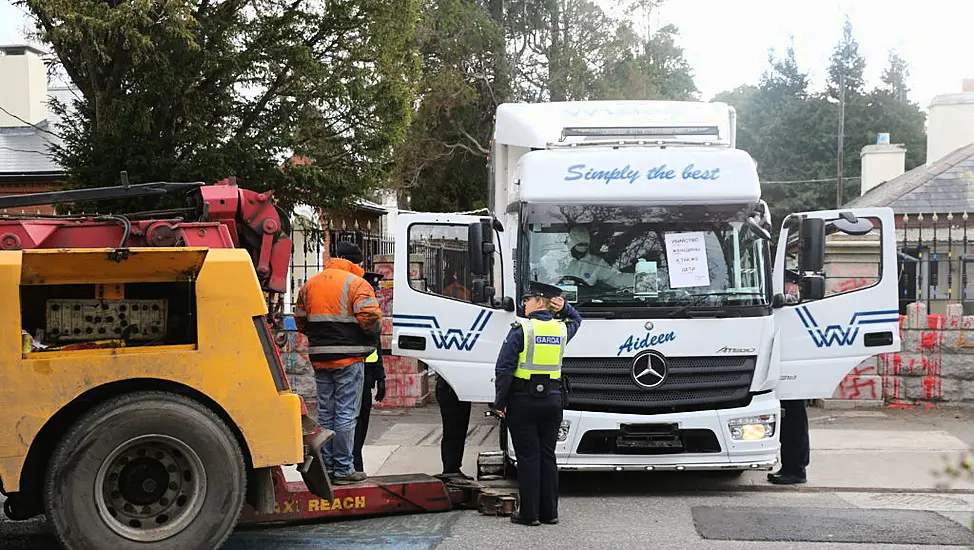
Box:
[0,86,77,177]
[845,142,974,214]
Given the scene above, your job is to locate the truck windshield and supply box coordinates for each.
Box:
[519,203,770,314]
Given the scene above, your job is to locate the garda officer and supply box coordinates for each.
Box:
[494,281,582,526]
[353,272,387,474]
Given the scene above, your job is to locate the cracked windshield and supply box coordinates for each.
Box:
[523,203,768,311]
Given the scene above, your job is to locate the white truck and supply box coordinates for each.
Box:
[391,100,901,474]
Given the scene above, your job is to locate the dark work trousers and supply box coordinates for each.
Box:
[779,399,810,476]
[507,392,563,522]
[436,376,471,473]
[353,371,373,473]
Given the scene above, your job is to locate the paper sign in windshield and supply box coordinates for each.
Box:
[664,232,710,288]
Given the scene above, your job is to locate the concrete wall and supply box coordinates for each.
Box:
[831,302,974,405]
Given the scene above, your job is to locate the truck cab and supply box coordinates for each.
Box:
[392,100,900,473]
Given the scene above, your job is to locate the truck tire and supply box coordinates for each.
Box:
[43,392,247,550]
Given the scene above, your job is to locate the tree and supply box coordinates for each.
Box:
[826,16,867,100]
[596,24,698,100]
[862,52,927,175]
[760,43,809,100]
[713,20,926,224]
[390,0,505,212]
[880,51,911,101]
[394,0,700,212]
[17,0,420,215]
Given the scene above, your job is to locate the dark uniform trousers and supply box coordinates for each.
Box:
[436,376,471,473]
[779,399,809,477]
[507,392,563,522]
[352,369,374,473]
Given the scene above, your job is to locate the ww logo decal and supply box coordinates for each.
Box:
[392,310,494,351]
[796,307,898,348]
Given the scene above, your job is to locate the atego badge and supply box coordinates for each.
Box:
[631,350,668,389]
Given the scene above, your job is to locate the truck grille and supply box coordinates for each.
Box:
[562,355,756,415]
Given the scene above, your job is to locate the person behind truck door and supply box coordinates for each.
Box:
[494,281,582,526]
[561,226,634,290]
[353,271,387,474]
[443,271,471,301]
[295,241,382,485]
[769,267,808,485]
[436,375,473,481]
[436,262,474,481]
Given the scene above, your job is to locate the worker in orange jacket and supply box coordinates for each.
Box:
[295,241,382,485]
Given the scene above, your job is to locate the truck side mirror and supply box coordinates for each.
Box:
[471,280,496,304]
[799,217,825,273]
[468,219,494,276]
[833,212,874,236]
[802,275,826,301]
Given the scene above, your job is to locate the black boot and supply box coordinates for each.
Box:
[767,471,806,485]
[510,514,540,526]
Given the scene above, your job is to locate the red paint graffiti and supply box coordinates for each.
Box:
[835,375,880,400]
[834,278,870,293]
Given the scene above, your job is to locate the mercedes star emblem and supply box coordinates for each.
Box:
[644,321,654,331]
[631,350,668,389]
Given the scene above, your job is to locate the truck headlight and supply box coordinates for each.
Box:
[557,420,571,442]
[728,414,776,441]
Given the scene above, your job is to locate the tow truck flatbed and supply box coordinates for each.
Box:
[237,466,517,526]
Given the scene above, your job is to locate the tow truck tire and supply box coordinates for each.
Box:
[43,392,247,550]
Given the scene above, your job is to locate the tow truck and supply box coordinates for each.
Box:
[0,176,513,550]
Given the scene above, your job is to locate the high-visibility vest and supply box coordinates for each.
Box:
[513,318,568,380]
[296,258,380,368]
[365,350,379,363]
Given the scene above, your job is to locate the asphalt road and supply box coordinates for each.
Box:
[4,405,974,549]
[4,478,973,549]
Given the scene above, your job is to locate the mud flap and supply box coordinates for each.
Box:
[247,468,276,514]
[299,428,335,502]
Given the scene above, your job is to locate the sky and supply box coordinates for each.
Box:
[2,0,973,113]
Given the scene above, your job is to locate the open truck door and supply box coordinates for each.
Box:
[773,207,901,399]
[391,213,516,402]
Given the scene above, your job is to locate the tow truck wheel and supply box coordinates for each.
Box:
[43,392,246,550]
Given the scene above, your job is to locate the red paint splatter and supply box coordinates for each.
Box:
[835,278,869,292]
[922,376,942,401]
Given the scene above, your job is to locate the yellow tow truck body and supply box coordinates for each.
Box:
[0,247,314,549]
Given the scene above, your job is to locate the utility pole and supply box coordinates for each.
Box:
[837,73,846,208]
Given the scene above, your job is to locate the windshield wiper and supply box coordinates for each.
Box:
[667,292,764,318]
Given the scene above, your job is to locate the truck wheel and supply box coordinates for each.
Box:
[43,392,247,550]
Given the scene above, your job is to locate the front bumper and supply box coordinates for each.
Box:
[509,392,780,471]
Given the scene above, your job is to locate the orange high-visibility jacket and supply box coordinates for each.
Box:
[295,258,382,369]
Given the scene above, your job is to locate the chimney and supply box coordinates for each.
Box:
[0,44,48,128]
[927,80,974,164]
[860,134,906,196]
